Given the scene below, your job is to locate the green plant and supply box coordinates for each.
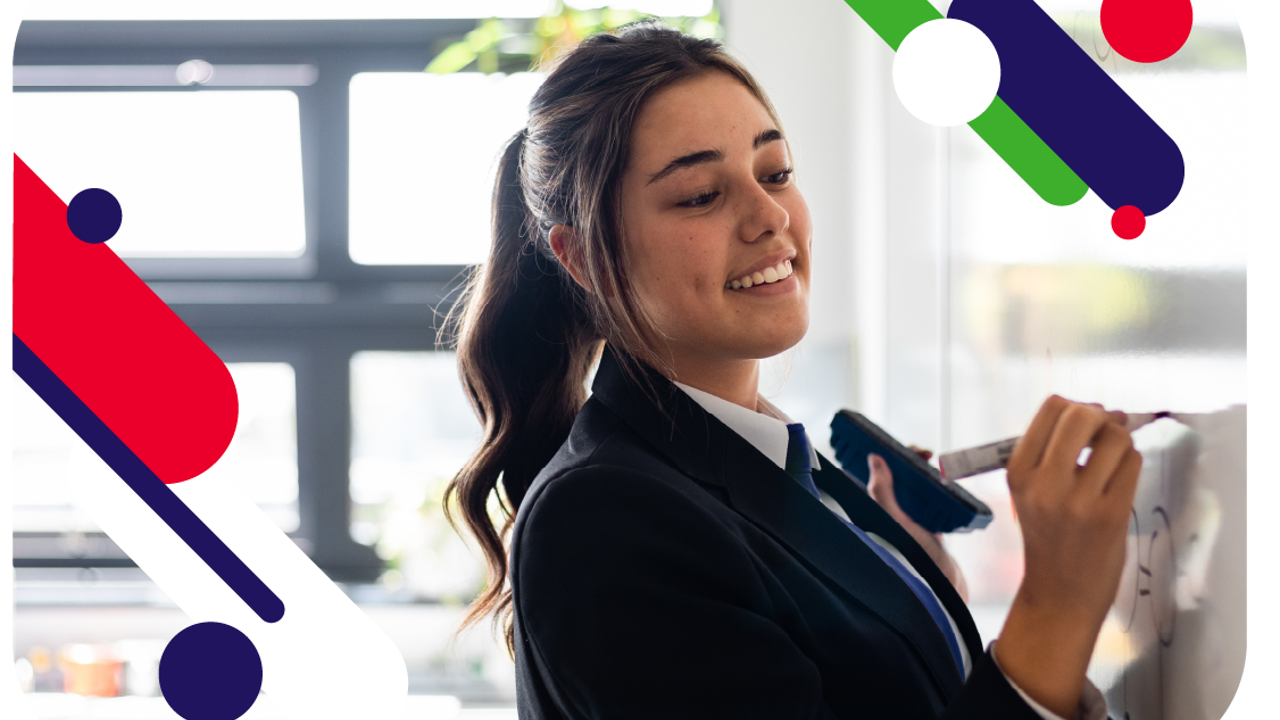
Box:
[425,1,722,75]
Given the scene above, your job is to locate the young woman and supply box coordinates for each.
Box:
[446,21,1140,720]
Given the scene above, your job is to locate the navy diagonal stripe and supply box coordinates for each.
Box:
[13,334,285,624]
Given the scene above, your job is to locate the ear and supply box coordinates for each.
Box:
[548,224,592,293]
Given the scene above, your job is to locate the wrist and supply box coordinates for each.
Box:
[995,591,1100,719]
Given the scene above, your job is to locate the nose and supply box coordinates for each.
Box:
[737,177,790,244]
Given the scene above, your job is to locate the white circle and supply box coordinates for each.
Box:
[892,19,1001,127]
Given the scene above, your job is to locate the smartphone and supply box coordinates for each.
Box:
[829,410,993,533]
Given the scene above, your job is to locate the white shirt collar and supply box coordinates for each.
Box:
[673,381,821,471]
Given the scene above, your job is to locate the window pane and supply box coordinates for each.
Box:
[348,72,544,265]
[194,363,300,531]
[13,91,305,258]
[12,362,300,534]
[349,352,485,600]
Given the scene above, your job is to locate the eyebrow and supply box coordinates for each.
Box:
[646,128,784,186]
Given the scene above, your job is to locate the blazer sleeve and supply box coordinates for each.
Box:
[511,465,1049,720]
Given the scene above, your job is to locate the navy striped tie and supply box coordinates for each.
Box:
[785,423,966,679]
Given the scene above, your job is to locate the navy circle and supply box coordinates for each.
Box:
[160,622,263,720]
[66,188,122,244]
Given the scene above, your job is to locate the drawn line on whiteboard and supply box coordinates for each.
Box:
[1151,506,1175,647]
[1127,433,1180,650]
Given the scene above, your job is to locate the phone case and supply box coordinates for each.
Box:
[829,410,993,533]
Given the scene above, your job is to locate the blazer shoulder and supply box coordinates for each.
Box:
[512,399,740,579]
[528,395,714,505]
[514,455,727,555]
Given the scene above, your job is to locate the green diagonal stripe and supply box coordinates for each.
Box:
[969,98,1088,206]
[841,0,941,50]
[841,0,1088,207]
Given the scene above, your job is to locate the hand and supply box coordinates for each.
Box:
[994,395,1142,718]
[866,446,970,603]
[1009,396,1139,622]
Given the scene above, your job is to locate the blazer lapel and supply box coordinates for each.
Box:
[719,435,965,698]
[812,455,986,667]
[589,346,966,698]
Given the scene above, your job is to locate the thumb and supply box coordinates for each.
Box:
[868,454,946,549]
[866,454,903,515]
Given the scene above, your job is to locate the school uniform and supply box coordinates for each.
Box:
[510,344,1107,719]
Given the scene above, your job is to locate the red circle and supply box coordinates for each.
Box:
[1101,0,1194,63]
[1111,205,1146,239]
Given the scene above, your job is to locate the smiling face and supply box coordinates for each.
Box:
[617,71,812,394]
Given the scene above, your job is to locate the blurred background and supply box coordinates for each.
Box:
[10,0,1246,718]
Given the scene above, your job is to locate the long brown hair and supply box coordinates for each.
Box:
[442,19,783,652]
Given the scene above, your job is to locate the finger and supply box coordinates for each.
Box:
[867,454,909,522]
[907,444,931,454]
[1007,394,1070,476]
[1077,422,1135,495]
[1085,397,1126,420]
[1104,447,1144,505]
[1085,402,1128,427]
[868,455,942,549]
[1041,402,1110,474]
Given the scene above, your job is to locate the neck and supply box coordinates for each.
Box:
[669,356,760,412]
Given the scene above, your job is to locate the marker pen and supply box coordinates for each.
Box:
[937,412,1175,481]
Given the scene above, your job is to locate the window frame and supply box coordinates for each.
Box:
[14,18,487,583]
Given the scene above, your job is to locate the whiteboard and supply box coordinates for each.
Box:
[1088,407,1246,720]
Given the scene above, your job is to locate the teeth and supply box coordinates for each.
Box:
[729,260,794,289]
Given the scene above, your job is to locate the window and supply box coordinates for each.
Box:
[12,362,300,563]
[349,351,485,601]
[14,90,306,258]
[349,72,544,265]
[12,18,485,580]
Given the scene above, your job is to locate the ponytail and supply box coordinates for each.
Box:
[444,128,601,652]
[441,20,786,654]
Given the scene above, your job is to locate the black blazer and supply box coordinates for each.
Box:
[510,346,1044,719]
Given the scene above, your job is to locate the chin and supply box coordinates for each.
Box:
[748,325,808,359]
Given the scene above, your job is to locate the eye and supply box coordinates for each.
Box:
[762,168,794,185]
[678,191,719,208]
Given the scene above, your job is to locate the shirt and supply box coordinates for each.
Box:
[672,381,1107,720]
